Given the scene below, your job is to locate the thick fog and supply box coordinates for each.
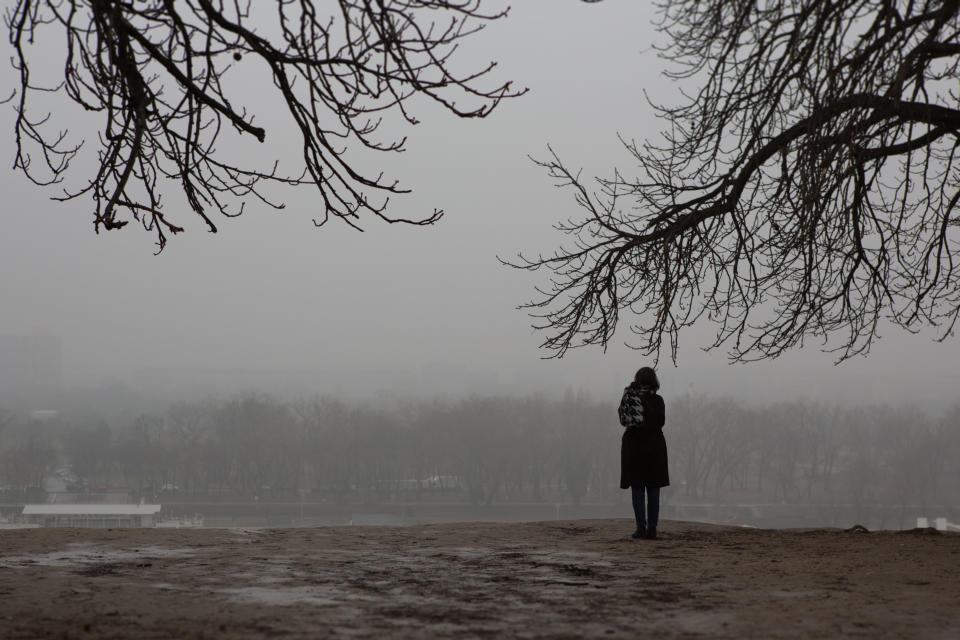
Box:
[1,1,957,412]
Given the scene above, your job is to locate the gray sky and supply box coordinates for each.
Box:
[1,1,957,411]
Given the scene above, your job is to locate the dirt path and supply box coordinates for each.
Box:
[1,519,958,638]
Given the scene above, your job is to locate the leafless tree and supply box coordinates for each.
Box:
[8,0,521,249]
[512,0,960,362]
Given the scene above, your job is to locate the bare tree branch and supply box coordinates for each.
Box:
[511,0,960,363]
[6,0,524,250]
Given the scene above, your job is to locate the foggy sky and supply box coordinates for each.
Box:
[1,1,957,411]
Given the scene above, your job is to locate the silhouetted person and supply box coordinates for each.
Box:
[619,367,668,539]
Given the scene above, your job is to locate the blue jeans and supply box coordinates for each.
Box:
[631,485,660,530]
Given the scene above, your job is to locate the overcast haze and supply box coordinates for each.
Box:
[1,1,957,411]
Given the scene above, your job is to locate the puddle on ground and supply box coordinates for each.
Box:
[218,585,373,607]
[0,543,194,569]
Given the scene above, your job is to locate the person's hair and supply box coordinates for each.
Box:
[633,367,660,390]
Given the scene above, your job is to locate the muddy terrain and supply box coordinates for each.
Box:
[1,519,958,638]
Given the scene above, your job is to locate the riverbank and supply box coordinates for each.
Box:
[1,519,958,638]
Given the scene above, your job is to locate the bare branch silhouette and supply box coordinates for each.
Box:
[7,0,523,250]
[511,0,960,362]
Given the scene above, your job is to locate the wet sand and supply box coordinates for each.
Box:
[1,519,958,638]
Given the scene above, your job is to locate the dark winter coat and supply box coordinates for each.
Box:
[619,385,669,489]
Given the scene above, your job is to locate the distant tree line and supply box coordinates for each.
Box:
[0,395,957,518]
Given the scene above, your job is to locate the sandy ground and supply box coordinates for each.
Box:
[1,519,958,639]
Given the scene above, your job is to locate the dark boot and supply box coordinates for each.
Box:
[632,525,646,539]
[646,526,657,539]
